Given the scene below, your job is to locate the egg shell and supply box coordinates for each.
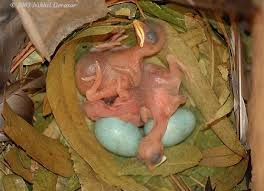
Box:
[95,118,142,157]
[144,108,196,147]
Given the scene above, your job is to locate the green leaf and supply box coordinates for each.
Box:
[22,51,43,66]
[133,176,176,191]
[32,92,54,133]
[46,36,149,191]
[138,1,186,32]
[157,19,245,157]
[119,144,202,176]
[70,149,120,191]
[145,176,175,191]
[3,174,29,191]
[109,3,137,19]
[74,42,92,62]
[32,165,57,191]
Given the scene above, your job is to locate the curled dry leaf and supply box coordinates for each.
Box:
[4,147,33,183]
[0,73,46,138]
[2,102,74,177]
[199,145,242,167]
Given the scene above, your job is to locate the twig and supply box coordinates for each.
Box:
[12,42,32,64]
[189,176,205,188]
[10,46,36,73]
[0,161,9,175]
[170,174,190,191]
[210,39,215,87]
[19,60,24,81]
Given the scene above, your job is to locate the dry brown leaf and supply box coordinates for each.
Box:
[4,147,33,183]
[42,94,52,116]
[2,102,74,177]
[200,145,242,167]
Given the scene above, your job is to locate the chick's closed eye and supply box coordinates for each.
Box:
[150,152,162,165]
[146,31,158,44]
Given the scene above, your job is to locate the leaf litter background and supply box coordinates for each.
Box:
[0,1,249,191]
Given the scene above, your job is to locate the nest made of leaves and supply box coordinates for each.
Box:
[1,1,249,191]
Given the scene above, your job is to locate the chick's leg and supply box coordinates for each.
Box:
[85,61,121,101]
[86,83,118,102]
[90,30,128,52]
[166,54,194,83]
[116,77,130,99]
[140,106,152,123]
[85,61,103,101]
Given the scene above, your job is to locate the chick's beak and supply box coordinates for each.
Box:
[133,20,145,48]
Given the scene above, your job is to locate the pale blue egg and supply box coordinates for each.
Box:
[95,118,142,157]
[144,108,196,147]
